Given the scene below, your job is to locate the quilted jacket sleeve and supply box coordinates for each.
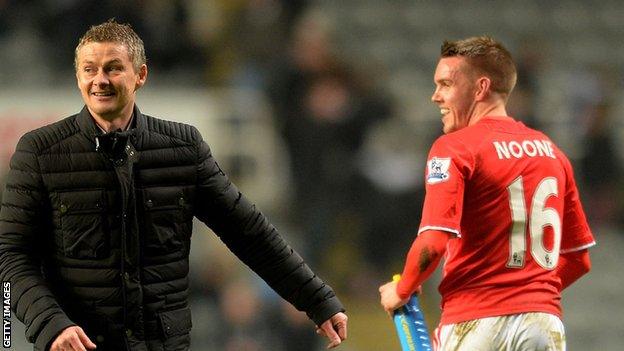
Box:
[0,135,75,351]
[192,131,345,326]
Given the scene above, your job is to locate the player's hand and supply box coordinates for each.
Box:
[379,281,410,315]
[50,326,97,351]
[316,312,348,349]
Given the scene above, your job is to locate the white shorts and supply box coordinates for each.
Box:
[433,312,565,351]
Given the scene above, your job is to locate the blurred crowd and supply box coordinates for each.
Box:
[1,1,623,350]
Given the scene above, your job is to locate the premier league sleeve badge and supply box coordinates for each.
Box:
[426,157,451,184]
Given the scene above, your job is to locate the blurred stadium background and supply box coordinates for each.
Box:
[1,0,623,350]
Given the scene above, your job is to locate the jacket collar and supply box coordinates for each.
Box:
[77,105,146,140]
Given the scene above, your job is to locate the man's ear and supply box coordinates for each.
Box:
[475,77,491,101]
[135,64,148,90]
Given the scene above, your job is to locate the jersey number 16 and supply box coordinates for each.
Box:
[507,176,561,270]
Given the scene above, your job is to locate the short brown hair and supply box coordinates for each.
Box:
[441,36,517,97]
[74,19,146,71]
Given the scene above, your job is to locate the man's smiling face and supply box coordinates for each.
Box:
[431,56,480,134]
[75,41,146,122]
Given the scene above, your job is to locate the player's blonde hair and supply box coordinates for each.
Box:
[74,19,146,72]
[441,36,517,98]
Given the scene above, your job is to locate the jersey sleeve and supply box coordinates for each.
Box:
[418,136,474,237]
[559,156,595,253]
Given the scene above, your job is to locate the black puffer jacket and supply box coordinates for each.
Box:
[0,106,344,351]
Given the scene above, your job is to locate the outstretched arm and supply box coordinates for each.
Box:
[192,134,346,346]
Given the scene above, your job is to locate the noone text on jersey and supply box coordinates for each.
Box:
[493,139,556,160]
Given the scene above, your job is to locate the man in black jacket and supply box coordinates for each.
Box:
[0,20,347,351]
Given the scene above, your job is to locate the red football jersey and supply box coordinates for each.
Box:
[418,116,595,325]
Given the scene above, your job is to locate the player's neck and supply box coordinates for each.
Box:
[469,103,508,126]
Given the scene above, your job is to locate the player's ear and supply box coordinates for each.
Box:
[475,77,491,101]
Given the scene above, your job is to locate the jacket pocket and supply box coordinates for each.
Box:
[141,187,191,255]
[58,189,108,259]
[158,307,192,339]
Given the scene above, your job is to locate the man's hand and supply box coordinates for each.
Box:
[50,326,97,351]
[379,280,410,315]
[316,312,348,349]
